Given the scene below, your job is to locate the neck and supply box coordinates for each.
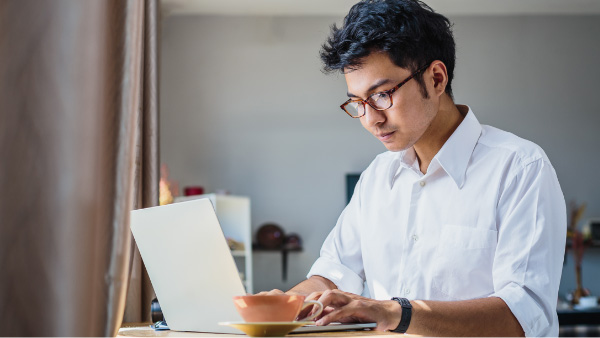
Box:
[414,95,465,174]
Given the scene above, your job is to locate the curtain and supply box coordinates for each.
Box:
[124,0,159,325]
[0,0,158,335]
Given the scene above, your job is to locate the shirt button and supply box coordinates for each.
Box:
[405,289,411,295]
[412,235,419,242]
[419,181,426,187]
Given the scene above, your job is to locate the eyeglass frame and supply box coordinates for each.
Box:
[340,63,430,118]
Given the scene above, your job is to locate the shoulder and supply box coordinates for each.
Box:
[478,125,552,174]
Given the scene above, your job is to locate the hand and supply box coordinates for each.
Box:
[295,291,325,321]
[311,289,402,332]
[253,289,286,296]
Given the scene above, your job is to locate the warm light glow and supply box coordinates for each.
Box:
[234,299,248,308]
[159,163,178,205]
[413,300,432,312]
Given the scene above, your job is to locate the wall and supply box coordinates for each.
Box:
[160,14,600,296]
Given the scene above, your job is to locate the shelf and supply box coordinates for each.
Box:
[565,239,600,249]
[558,307,600,326]
[253,245,303,281]
[253,247,302,253]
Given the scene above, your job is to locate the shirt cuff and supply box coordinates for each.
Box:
[307,257,364,295]
[489,282,550,337]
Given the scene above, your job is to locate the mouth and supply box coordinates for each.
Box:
[376,131,396,142]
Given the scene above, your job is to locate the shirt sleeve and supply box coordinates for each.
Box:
[490,158,566,337]
[307,174,365,295]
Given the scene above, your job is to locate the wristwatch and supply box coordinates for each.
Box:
[390,297,412,333]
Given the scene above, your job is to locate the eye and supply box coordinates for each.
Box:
[370,93,387,103]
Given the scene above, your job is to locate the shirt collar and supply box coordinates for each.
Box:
[390,105,482,189]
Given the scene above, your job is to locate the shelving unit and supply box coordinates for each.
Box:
[253,246,302,281]
[174,194,253,293]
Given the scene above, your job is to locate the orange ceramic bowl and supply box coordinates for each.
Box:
[233,295,305,322]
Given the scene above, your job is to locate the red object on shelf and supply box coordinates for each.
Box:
[256,223,285,250]
[184,186,204,196]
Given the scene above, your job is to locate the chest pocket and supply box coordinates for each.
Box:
[430,224,497,300]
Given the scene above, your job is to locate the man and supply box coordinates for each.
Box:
[262,0,566,336]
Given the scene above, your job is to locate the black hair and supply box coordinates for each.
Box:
[320,0,456,98]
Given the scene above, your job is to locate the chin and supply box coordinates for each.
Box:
[382,135,418,152]
[384,143,410,152]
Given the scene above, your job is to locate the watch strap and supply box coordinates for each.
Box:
[391,297,412,333]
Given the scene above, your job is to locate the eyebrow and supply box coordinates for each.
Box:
[347,78,394,98]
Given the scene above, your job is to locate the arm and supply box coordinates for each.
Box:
[317,157,564,336]
[287,275,337,296]
[314,290,524,336]
[408,297,523,336]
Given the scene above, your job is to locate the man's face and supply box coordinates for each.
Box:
[344,52,437,152]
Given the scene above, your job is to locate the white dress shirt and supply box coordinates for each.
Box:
[308,106,566,337]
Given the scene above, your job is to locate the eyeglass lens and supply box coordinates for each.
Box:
[344,92,392,117]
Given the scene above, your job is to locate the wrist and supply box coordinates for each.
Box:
[390,297,412,333]
[385,299,403,331]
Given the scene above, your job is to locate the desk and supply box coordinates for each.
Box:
[118,323,406,337]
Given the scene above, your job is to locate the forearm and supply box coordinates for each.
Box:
[287,275,337,296]
[407,297,524,337]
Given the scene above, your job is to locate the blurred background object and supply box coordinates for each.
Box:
[567,201,590,305]
[160,164,179,205]
[256,223,285,250]
[283,233,303,251]
[184,185,205,196]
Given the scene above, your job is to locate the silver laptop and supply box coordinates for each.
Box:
[130,198,376,334]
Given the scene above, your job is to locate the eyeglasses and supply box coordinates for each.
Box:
[340,63,430,118]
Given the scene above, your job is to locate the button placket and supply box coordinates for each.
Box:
[399,175,425,300]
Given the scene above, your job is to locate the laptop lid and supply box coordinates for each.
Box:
[130,198,245,334]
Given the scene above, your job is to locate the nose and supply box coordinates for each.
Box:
[363,104,386,126]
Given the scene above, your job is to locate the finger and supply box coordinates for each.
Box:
[297,302,328,321]
[296,306,314,321]
[314,306,335,321]
[254,289,284,296]
[297,305,334,322]
[296,291,324,320]
[316,289,352,308]
[305,291,323,301]
[316,307,354,326]
[316,300,387,332]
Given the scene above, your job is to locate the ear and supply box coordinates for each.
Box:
[429,61,448,98]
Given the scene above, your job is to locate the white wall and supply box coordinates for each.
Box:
[160,14,600,296]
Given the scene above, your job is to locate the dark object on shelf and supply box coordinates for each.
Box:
[256,223,285,249]
[591,220,600,243]
[283,233,302,250]
[346,173,361,204]
[184,186,204,196]
[558,307,600,326]
[151,297,165,323]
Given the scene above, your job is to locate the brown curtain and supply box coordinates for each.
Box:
[124,0,159,325]
[0,0,158,335]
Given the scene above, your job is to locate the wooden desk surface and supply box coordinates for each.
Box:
[118,323,408,338]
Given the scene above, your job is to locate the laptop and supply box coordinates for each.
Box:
[130,198,376,334]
